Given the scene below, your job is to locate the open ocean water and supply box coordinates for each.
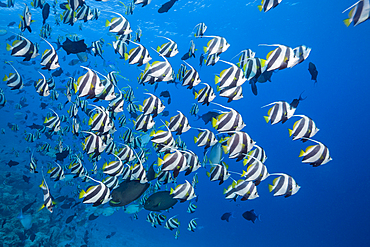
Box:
[0,0,369,246]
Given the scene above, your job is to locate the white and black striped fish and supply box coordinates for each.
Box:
[44,109,60,132]
[258,0,282,12]
[207,162,230,185]
[40,37,60,70]
[79,176,111,207]
[289,115,319,141]
[109,91,125,113]
[212,103,246,132]
[170,180,196,202]
[203,35,230,56]
[140,93,165,117]
[103,154,124,176]
[76,66,105,99]
[68,103,78,118]
[215,60,246,89]
[82,131,107,158]
[130,163,148,184]
[243,145,267,167]
[150,127,175,151]
[242,155,269,185]
[299,139,332,167]
[121,128,134,145]
[112,37,127,58]
[158,149,188,178]
[293,45,311,65]
[134,0,151,7]
[90,40,104,58]
[193,128,218,149]
[20,4,33,33]
[157,36,179,58]
[343,0,370,26]
[261,44,298,71]
[205,53,220,66]
[61,8,77,26]
[76,4,93,22]
[105,11,132,35]
[46,76,55,90]
[243,57,266,81]
[39,176,54,213]
[134,113,155,132]
[68,0,84,11]
[181,61,201,89]
[194,22,207,37]
[184,150,201,176]
[102,175,119,190]
[166,111,191,135]
[47,162,65,181]
[187,218,198,232]
[72,118,80,136]
[142,50,174,83]
[222,131,255,161]
[115,144,135,163]
[187,202,197,213]
[164,215,180,231]
[6,34,39,61]
[190,103,199,116]
[124,40,152,66]
[232,180,259,201]
[3,62,23,90]
[69,156,87,178]
[218,85,244,103]
[156,170,174,184]
[263,100,296,125]
[194,83,216,106]
[235,49,255,68]
[269,173,300,198]
[88,105,113,133]
[121,165,132,181]
[29,151,38,173]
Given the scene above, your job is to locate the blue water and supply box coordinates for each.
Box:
[1,0,369,246]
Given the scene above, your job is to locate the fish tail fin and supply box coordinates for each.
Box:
[105,19,110,27]
[6,43,12,51]
[257,5,263,12]
[343,19,351,27]
[268,184,273,192]
[298,149,305,157]
[288,129,293,137]
[26,26,31,33]
[79,190,86,199]
[263,116,269,123]
[38,204,45,211]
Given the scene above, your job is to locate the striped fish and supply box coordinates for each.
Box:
[150,128,175,152]
[47,162,65,181]
[235,49,255,68]
[158,149,188,178]
[190,103,199,116]
[6,34,39,61]
[103,176,120,190]
[164,215,180,231]
[203,35,230,56]
[343,0,370,26]
[184,150,201,176]
[134,0,152,7]
[242,155,269,185]
[187,202,197,213]
[109,91,125,113]
[90,40,104,58]
[29,151,38,173]
[218,85,243,102]
[121,128,134,145]
[258,0,282,12]
[157,170,174,184]
[299,139,332,167]
[222,131,255,161]
[243,145,267,167]
[261,44,298,71]
[194,83,216,106]
[215,60,246,89]
[72,118,80,136]
[170,180,196,202]
[61,8,77,26]
[76,4,93,22]
[69,156,87,178]
[105,11,132,35]
[157,36,179,58]
[112,37,127,58]
[20,4,33,33]
[134,113,155,132]
[79,176,112,207]
[88,105,113,134]
[212,103,246,132]
[115,144,135,163]
[40,37,60,70]
[181,61,201,89]
[232,180,259,201]
[269,173,300,198]
[82,131,107,158]
[205,53,220,66]
[243,57,266,81]
[293,45,311,65]
[75,66,105,99]
[103,153,124,176]
[3,62,23,90]
[130,163,148,184]
[39,176,54,213]
[187,218,198,232]
[262,101,296,125]
[289,115,319,141]
[207,162,230,185]
[194,22,207,37]
[68,0,84,11]
[44,109,60,132]
[124,40,152,66]
[193,128,218,149]
[140,93,165,117]
[166,111,191,135]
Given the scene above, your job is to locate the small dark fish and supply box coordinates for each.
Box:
[6,35,16,41]
[55,150,70,162]
[257,70,273,83]
[54,196,67,203]
[71,202,81,208]
[62,38,88,55]
[5,172,11,177]
[158,0,178,13]
[61,202,73,209]
[42,3,50,24]
[199,53,204,67]
[0,2,6,7]
[221,212,232,222]
[22,199,37,213]
[242,209,259,223]
[160,90,171,98]
[308,62,318,83]
[30,232,36,242]
[66,213,77,224]
[27,123,44,130]
[1,219,6,228]
[8,21,16,27]
[197,111,219,125]
[161,110,169,117]
[52,68,63,77]
[181,52,191,60]
[40,102,48,109]
[168,97,171,104]
[23,175,31,184]
[68,59,80,66]
[7,160,19,167]
[290,92,306,109]
[88,214,99,221]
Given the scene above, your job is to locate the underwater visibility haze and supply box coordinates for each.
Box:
[0,0,370,246]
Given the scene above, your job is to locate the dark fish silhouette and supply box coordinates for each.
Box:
[62,38,88,55]
[308,62,318,83]
[8,21,16,27]
[221,212,232,222]
[23,175,31,183]
[146,162,156,181]
[242,209,259,223]
[158,0,178,13]
[290,92,306,109]
[27,123,44,130]
[52,68,63,77]
[66,213,77,224]
[22,199,37,213]
[181,52,191,60]
[109,180,149,207]
[144,191,177,211]
[197,111,219,125]
[160,90,171,98]
[162,110,169,116]
[55,150,70,162]
[199,53,204,67]
[7,160,19,167]
[42,3,50,24]
[88,214,99,221]
[40,102,48,109]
